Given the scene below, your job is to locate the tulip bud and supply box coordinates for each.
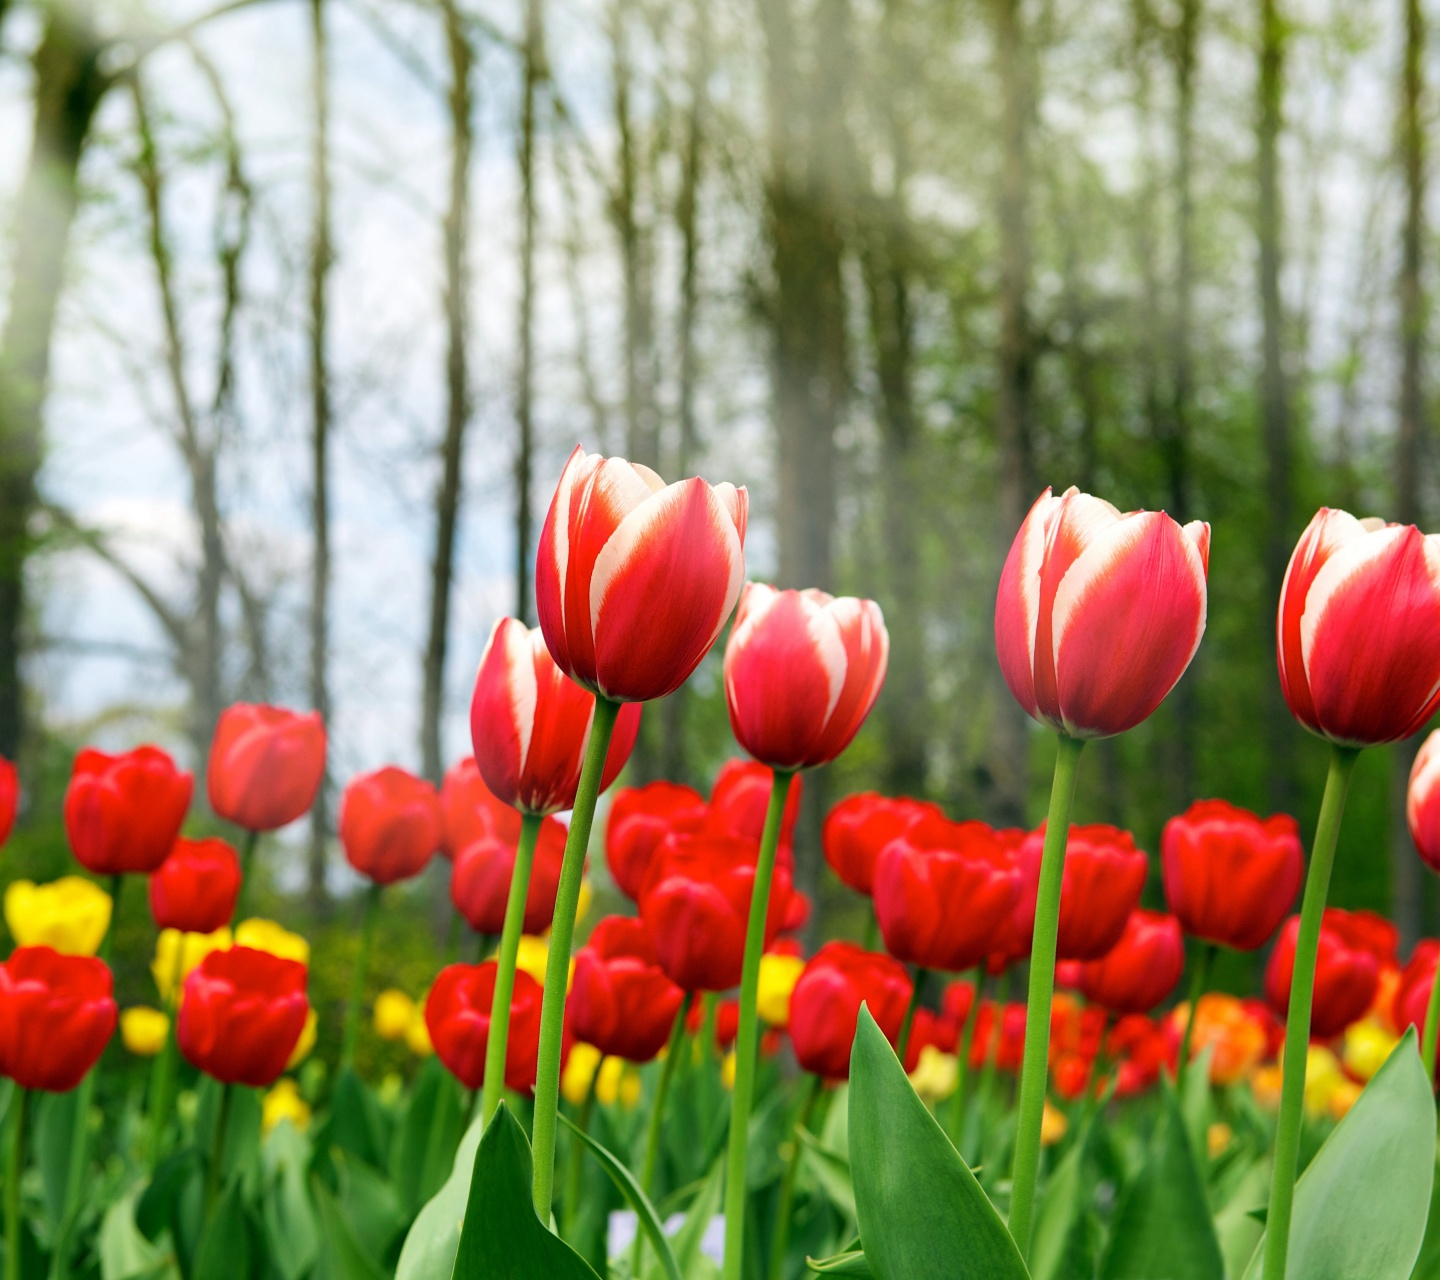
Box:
[1011,824,1149,962]
[439,757,521,860]
[208,703,326,832]
[64,745,193,876]
[120,1006,169,1057]
[374,989,417,1041]
[1265,910,1381,1040]
[148,836,242,935]
[706,759,804,847]
[823,792,943,896]
[449,817,567,935]
[0,947,117,1091]
[426,961,543,1092]
[569,916,685,1063]
[788,942,912,1081]
[1073,910,1185,1015]
[4,877,112,957]
[178,946,309,1087]
[605,781,708,902]
[1409,732,1440,873]
[262,1079,312,1134]
[338,766,442,886]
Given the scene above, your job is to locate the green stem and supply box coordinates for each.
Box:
[202,1082,232,1224]
[897,968,928,1065]
[340,883,382,1072]
[946,969,983,1146]
[1177,942,1217,1089]
[1423,954,1440,1083]
[483,813,543,1124]
[1263,744,1359,1280]
[445,908,463,963]
[531,695,621,1223]
[234,829,261,920]
[721,767,795,1280]
[632,991,695,1277]
[6,1088,26,1280]
[560,1083,597,1242]
[768,1073,823,1280]
[145,941,189,1168]
[701,993,718,1062]
[1008,732,1085,1259]
[973,970,1010,1162]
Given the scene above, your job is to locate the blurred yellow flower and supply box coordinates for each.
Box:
[595,1056,642,1109]
[405,1009,434,1057]
[516,935,549,984]
[1343,1019,1399,1083]
[235,918,310,966]
[374,990,416,1041]
[1327,1077,1362,1121]
[757,954,805,1027]
[152,928,233,1002]
[120,1007,169,1057]
[908,1046,959,1103]
[576,879,593,926]
[5,877,111,956]
[262,1079,311,1134]
[1041,1101,1068,1146]
[286,1007,317,1069]
[722,1050,736,1091]
[1207,1123,1233,1160]
[562,1043,603,1105]
[1251,1063,1284,1111]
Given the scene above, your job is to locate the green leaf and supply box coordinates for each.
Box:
[191,1183,252,1280]
[1214,1157,1269,1280]
[807,1249,874,1276]
[1099,1083,1223,1280]
[848,1006,1029,1280]
[331,1148,407,1266]
[796,1127,856,1222]
[452,1103,601,1280]
[1409,1148,1440,1279]
[36,1089,79,1230]
[390,1058,463,1214]
[394,1113,483,1280]
[311,1176,387,1280]
[1243,1028,1436,1280]
[98,1188,175,1280]
[670,1154,725,1277]
[261,1120,320,1280]
[560,1114,682,1280]
[1029,1122,1090,1280]
[324,1068,389,1171]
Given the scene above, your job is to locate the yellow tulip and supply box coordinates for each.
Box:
[1302,1045,1346,1118]
[287,1007,318,1069]
[1040,1101,1068,1146]
[152,927,233,1003]
[722,1050,736,1091]
[1327,1078,1362,1121]
[405,1009,434,1057]
[908,1046,959,1103]
[562,1043,603,1105]
[576,878,593,926]
[1250,1063,1284,1111]
[1207,1123,1233,1160]
[5,877,111,956]
[595,1056,642,1110]
[235,918,310,966]
[1343,1019,1399,1083]
[262,1079,312,1134]
[757,953,805,1028]
[373,990,416,1041]
[120,1007,170,1057]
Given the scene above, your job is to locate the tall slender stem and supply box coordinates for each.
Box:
[6,1088,26,1280]
[946,969,983,1146]
[340,883,382,1071]
[897,967,928,1064]
[1263,744,1359,1280]
[1422,954,1440,1082]
[202,1082,232,1224]
[146,940,189,1168]
[721,767,794,1280]
[1176,941,1216,1089]
[483,812,543,1124]
[532,695,621,1222]
[632,990,694,1277]
[768,1073,823,1280]
[1008,732,1085,1258]
[234,829,261,920]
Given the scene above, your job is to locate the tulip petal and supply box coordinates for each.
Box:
[994,488,1061,723]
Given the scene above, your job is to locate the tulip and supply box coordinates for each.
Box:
[757,950,806,1027]
[1265,912,1380,1040]
[406,1012,433,1057]
[1074,910,1185,1015]
[0,756,16,849]
[569,916,685,1063]
[177,946,309,1087]
[1161,799,1303,950]
[788,943,910,1080]
[1326,907,1399,969]
[450,817,567,935]
[1172,994,1269,1086]
[425,962,543,1093]
[903,1008,960,1072]
[687,997,741,1051]
[440,756,521,859]
[707,758,803,848]
[208,703,325,833]
[605,780,708,901]
[148,837,242,935]
[286,1008,318,1069]
[151,927,233,1002]
[0,947,117,1090]
[822,792,943,897]
[261,1079,311,1135]
[64,745,193,878]
[874,815,1022,973]
[4,877,111,956]
[234,917,309,966]
[374,989,417,1041]
[1011,824,1149,962]
[120,1007,169,1057]
[339,766,441,887]
[723,583,889,771]
[1409,731,1440,874]
[969,1001,1028,1072]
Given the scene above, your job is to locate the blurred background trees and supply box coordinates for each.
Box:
[0,0,1434,970]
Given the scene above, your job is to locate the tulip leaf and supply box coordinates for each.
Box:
[1213,1157,1269,1280]
[394,1113,483,1280]
[796,1127,856,1222]
[670,1153,725,1276]
[98,1188,175,1280]
[1099,1082,1223,1280]
[807,1248,874,1275]
[191,1183,252,1280]
[311,1176,386,1280]
[848,1007,1030,1280]
[322,1068,389,1171]
[261,1121,320,1280]
[559,1114,682,1280]
[1242,1028,1436,1280]
[389,1057,463,1214]
[452,1103,601,1280]
[1029,1121,1090,1280]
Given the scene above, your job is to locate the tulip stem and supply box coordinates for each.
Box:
[897,968,929,1064]
[721,767,795,1280]
[340,883,382,1073]
[532,694,621,1224]
[146,944,189,1168]
[1008,732,1085,1259]
[1423,955,1440,1083]
[235,829,261,919]
[482,812,543,1126]
[1177,942,1217,1090]
[632,990,694,1278]
[973,970,1009,1162]
[768,1072,824,1280]
[946,969,983,1147]
[203,1082,232,1225]
[1263,743,1359,1280]
[701,993,718,1061]
[6,1087,26,1280]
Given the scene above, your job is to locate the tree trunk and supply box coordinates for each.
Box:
[421,0,475,785]
[514,0,544,624]
[0,3,107,760]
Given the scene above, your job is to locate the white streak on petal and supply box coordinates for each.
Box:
[1299,525,1406,676]
[1049,512,1152,665]
[807,598,850,726]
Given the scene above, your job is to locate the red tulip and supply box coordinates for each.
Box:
[982,828,1034,970]
[1012,824,1149,962]
[969,1002,1027,1071]
[177,946,309,1087]
[686,998,742,1050]
[823,793,943,896]
[0,947,116,1091]
[605,781,708,901]
[873,816,1022,972]
[1074,910,1185,1015]
[707,759,803,847]
[338,766,442,885]
[1409,732,1440,873]
[1106,1015,1177,1097]
[1053,1052,1093,1101]
[639,833,795,991]
[569,916,686,1062]
[903,1009,960,1071]
[788,942,911,1080]
[207,703,325,832]
[995,487,1209,738]
[148,836,242,934]
[942,979,976,1028]
[469,617,642,815]
[1050,993,1107,1062]
[0,756,16,849]
[782,889,811,933]
[535,445,748,703]
[1394,942,1440,1040]
[64,746,193,876]
[1265,911,1381,1039]
[426,961,543,1092]
[1277,508,1440,744]
[439,757,521,860]
[1161,799,1303,950]
[1326,908,1399,969]
[723,584,889,770]
[449,816,568,935]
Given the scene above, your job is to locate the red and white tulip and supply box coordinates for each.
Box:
[1408,730,1440,873]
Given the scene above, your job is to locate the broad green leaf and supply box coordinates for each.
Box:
[261,1120,320,1280]
[1243,1028,1436,1280]
[1099,1084,1222,1280]
[324,1068,389,1171]
[1409,1149,1440,1278]
[390,1058,464,1214]
[561,1113,682,1280]
[311,1176,387,1280]
[670,1154,725,1277]
[796,1127,856,1222]
[807,1249,874,1275]
[332,1148,407,1265]
[1030,1122,1090,1280]
[98,1188,175,1280]
[848,1007,1029,1280]
[394,1113,483,1280]
[36,1089,79,1230]
[1180,1047,1216,1163]
[1214,1157,1269,1280]
[191,1183,251,1280]
[452,1103,601,1280]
